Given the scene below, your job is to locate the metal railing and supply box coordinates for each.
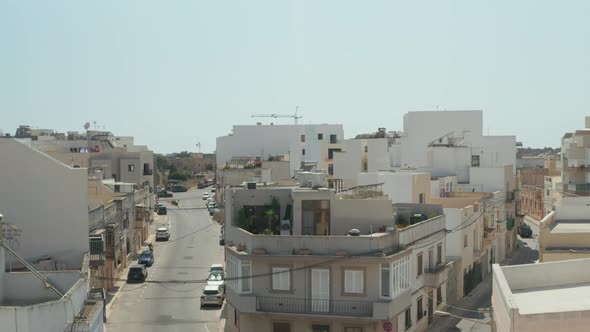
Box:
[256,296,373,317]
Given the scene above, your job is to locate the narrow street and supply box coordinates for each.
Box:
[428,219,539,332]
[105,188,225,332]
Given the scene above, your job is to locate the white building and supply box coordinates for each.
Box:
[0,138,89,269]
[0,243,103,332]
[358,171,432,204]
[332,138,390,188]
[397,111,484,168]
[216,123,344,176]
[492,258,590,332]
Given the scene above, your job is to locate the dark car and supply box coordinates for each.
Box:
[156,206,167,215]
[138,250,154,267]
[127,265,148,283]
[157,191,173,198]
[518,224,533,238]
[170,185,188,192]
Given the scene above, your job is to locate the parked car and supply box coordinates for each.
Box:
[518,224,533,238]
[127,264,148,283]
[157,191,173,198]
[202,193,210,200]
[207,201,217,210]
[206,271,225,289]
[170,185,188,193]
[209,264,224,273]
[138,250,154,267]
[200,284,225,307]
[209,208,220,216]
[211,188,216,193]
[156,227,170,241]
[156,206,167,215]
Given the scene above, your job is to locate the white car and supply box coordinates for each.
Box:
[209,263,224,273]
[155,227,170,241]
[200,284,224,307]
[206,270,225,289]
[202,193,210,200]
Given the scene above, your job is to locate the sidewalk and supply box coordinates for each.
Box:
[105,213,158,318]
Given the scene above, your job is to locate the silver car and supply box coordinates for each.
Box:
[200,284,224,307]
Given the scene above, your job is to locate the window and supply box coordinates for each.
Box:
[471,155,480,167]
[417,297,424,320]
[405,308,412,330]
[241,260,251,292]
[417,253,423,277]
[234,309,238,326]
[301,134,305,142]
[344,269,364,294]
[328,148,342,160]
[312,324,330,332]
[363,162,368,171]
[364,145,368,152]
[419,193,425,204]
[344,328,362,332]
[464,235,468,248]
[272,267,291,291]
[381,263,390,297]
[128,164,135,172]
[330,134,337,143]
[328,164,334,176]
[437,244,442,265]
[546,189,550,196]
[318,133,323,140]
[392,255,411,297]
[273,322,291,332]
[437,287,443,305]
[226,255,251,293]
[302,148,305,156]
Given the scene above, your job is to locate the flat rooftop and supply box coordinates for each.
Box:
[512,283,590,315]
[550,220,590,234]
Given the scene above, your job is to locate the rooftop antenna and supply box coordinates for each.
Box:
[83,122,90,130]
[196,142,201,153]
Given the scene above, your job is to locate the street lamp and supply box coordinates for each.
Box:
[434,310,495,331]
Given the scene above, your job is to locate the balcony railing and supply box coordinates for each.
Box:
[423,264,448,288]
[143,169,153,176]
[256,296,373,317]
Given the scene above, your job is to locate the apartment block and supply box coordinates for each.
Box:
[0,138,89,270]
[216,123,344,177]
[561,117,590,196]
[492,258,590,332]
[538,197,590,263]
[431,191,508,304]
[332,136,390,188]
[223,181,412,332]
[358,171,432,204]
[14,125,155,191]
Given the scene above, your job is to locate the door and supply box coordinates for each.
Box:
[428,290,434,324]
[428,248,434,269]
[311,269,330,312]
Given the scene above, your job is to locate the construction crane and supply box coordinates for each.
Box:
[251,106,303,125]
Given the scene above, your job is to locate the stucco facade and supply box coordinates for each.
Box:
[358,172,431,204]
[0,138,89,269]
[492,259,590,332]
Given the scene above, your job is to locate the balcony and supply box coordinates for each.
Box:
[256,296,372,317]
[143,169,153,176]
[483,227,496,246]
[423,264,448,288]
[226,226,399,256]
[89,236,105,267]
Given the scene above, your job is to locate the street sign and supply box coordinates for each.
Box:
[383,322,393,332]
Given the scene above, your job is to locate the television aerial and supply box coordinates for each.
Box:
[83,122,91,130]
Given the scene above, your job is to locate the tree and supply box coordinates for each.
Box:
[206,164,214,171]
[176,151,191,158]
[155,154,169,170]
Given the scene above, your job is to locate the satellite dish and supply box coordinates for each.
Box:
[83,122,91,130]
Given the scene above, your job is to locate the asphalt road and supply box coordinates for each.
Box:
[106,188,225,332]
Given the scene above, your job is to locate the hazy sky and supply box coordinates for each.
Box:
[1,1,589,153]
